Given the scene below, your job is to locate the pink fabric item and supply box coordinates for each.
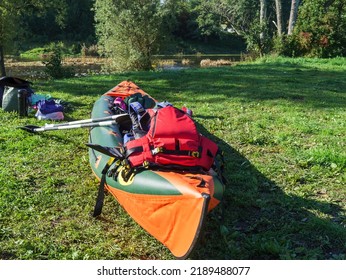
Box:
[114,97,127,111]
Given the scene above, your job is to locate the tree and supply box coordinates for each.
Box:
[294,0,346,57]
[274,0,283,36]
[0,0,19,76]
[23,0,95,43]
[193,0,223,41]
[259,0,267,41]
[94,0,173,71]
[288,0,300,35]
[212,0,259,36]
[210,0,273,55]
[0,0,67,76]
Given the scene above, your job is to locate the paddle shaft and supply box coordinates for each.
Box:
[33,120,118,132]
[44,113,128,128]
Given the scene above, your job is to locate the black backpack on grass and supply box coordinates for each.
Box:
[0,76,33,115]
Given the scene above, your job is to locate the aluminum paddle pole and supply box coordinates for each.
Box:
[20,120,119,133]
[43,113,129,128]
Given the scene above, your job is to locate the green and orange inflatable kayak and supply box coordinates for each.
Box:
[88,81,225,259]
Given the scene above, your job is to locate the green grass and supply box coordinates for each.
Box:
[19,47,47,60]
[0,57,345,260]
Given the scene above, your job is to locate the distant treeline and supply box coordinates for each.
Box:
[1,1,345,73]
[18,0,247,54]
[9,0,346,58]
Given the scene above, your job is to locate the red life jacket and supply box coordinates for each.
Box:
[125,106,219,171]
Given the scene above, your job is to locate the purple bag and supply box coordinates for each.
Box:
[37,99,64,114]
[113,97,127,111]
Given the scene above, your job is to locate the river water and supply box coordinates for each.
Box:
[4,54,242,79]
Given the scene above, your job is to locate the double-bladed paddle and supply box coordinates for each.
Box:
[19,113,129,133]
[43,113,129,128]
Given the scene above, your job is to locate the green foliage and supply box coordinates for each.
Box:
[3,0,345,65]
[193,0,223,39]
[20,48,47,60]
[272,34,302,57]
[293,0,346,57]
[212,0,259,35]
[244,21,272,57]
[0,0,21,51]
[94,0,172,71]
[0,1,67,50]
[20,42,84,60]
[43,43,74,79]
[0,0,70,76]
[20,0,94,45]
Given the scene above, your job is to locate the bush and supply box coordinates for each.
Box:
[81,44,99,57]
[94,0,170,71]
[292,0,346,58]
[244,22,272,57]
[43,43,75,79]
[272,34,305,57]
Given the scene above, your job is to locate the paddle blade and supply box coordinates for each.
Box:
[18,125,41,133]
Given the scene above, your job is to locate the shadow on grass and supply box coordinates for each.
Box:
[187,124,346,260]
[138,65,345,109]
[34,62,345,110]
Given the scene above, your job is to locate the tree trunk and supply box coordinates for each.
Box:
[260,0,267,26]
[0,45,6,77]
[259,0,267,40]
[259,0,267,56]
[275,0,283,36]
[288,0,300,35]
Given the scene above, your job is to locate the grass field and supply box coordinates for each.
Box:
[0,57,345,260]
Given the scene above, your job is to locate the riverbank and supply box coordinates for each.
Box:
[4,54,243,79]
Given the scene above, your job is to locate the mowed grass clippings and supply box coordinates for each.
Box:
[0,57,345,260]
